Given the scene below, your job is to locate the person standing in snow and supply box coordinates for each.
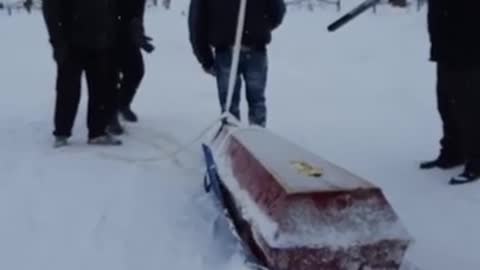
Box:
[107,0,155,135]
[187,0,286,127]
[42,0,122,147]
[401,1,480,184]
[23,0,33,13]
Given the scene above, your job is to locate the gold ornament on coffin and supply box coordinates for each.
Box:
[290,161,323,178]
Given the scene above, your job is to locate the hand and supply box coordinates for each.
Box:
[141,39,155,53]
[141,36,155,53]
[203,65,216,76]
[144,35,153,42]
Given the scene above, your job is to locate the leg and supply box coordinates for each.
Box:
[450,66,480,184]
[214,50,242,122]
[106,68,125,135]
[463,68,480,172]
[243,50,268,127]
[84,49,121,145]
[436,63,463,157]
[118,46,144,111]
[52,49,83,139]
[105,51,125,135]
[420,63,464,169]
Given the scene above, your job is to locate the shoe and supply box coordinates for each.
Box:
[449,169,480,185]
[419,151,464,170]
[119,107,138,122]
[53,136,68,148]
[420,158,464,169]
[88,134,122,146]
[107,115,124,135]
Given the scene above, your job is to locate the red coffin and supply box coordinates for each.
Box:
[210,126,412,270]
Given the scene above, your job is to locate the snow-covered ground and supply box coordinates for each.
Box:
[1,2,479,270]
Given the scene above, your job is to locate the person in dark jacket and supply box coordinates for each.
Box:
[42,0,122,147]
[107,0,155,135]
[188,0,286,127]
[415,1,480,184]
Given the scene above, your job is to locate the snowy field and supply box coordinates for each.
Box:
[1,1,479,270]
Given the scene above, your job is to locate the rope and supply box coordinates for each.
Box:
[98,114,225,163]
[97,112,242,164]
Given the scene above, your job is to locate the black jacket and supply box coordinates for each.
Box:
[119,0,146,22]
[42,0,120,50]
[118,0,147,45]
[188,0,286,69]
[427,0,480,65]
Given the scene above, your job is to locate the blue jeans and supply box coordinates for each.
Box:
[214,49,268,127]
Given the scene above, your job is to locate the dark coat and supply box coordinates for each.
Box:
[42,0,120,50]
[188,0,286,69]
[118,0,147,46]
[427,0,480,65]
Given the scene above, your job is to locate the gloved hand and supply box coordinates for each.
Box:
[129,18,155,53]
[141,35,155,53]
[144,35,153,42]
[203,64,216,76]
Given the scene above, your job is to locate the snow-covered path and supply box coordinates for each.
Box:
[1,3,480,270]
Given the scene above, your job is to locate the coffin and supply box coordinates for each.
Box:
[208,126,412,270]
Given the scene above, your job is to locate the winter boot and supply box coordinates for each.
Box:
[449,168,480,185]
[53,136,68,148]
[88,134,122,146]
[119,107,138,122]
[107,114,124,135]
[420,150,464,170]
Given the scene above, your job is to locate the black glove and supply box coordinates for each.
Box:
[144,35,153,42]
[140,35,155,53]
[129,18,155,53]
[203,64,216,76]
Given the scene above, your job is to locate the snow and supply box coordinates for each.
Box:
[1,2,480,270]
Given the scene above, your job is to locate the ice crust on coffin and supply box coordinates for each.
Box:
[209,126,412,250]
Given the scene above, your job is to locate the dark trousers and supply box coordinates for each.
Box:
[53,48,116,139]
[214,48,268,127]
[436,63,480,171]
[115,45,145,110]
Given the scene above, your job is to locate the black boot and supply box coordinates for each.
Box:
[53,136,69,148]
[88,134,122,146]
[119,107,138,122]
[449,167,480,185]
[107,114,124,135]
[420,150,464,170]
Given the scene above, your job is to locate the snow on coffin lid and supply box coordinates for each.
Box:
[215,127,412,269]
